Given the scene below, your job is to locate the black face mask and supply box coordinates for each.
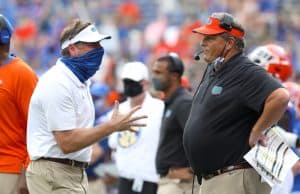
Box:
[123,79,143,97]
[152,77,167,91]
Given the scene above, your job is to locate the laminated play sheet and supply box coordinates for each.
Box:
[244,126,299,187]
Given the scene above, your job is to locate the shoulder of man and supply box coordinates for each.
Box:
[147,93,164,105]
[234,55,268,78]
[178,89,193,100]
[9,57,36,76]
[172,90,192,108]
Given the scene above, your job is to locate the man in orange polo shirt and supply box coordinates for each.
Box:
[0,14,38,194]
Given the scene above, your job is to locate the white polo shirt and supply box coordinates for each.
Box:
[27,59,94,162]
[108,93,164,183]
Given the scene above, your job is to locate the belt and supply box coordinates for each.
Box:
[201,162,252,180]
[40,157,89,168]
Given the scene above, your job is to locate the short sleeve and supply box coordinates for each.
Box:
[240,66,282,112]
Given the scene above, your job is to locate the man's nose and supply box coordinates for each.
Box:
[200,42,206,48]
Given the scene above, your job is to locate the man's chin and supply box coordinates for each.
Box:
[203,58,211,63]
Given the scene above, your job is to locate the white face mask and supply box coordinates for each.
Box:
[212,57,225,72]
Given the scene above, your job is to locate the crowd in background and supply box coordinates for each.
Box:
[1,0,300,88]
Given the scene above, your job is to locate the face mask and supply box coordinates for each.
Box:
[152,77,167,91]
[61,47,104,83]
[123,80,143,97]
[212,57,225,72]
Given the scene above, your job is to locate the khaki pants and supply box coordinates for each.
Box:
[157,176,198,194]
[0,173,20,194]
[199,168,271,194]
[26,160,88,194]
[88,178,106,194]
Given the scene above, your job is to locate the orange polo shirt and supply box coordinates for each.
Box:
[0,57,38,173]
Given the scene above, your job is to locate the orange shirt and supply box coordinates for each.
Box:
[0,57,38,173]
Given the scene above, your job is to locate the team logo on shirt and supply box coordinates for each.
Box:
[211,85,223,95]
[118,127,141,148]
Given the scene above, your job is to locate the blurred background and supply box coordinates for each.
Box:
[2,0,300,90]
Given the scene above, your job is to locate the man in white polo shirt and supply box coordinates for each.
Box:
[109,62,164,194]
[26,19,146,194]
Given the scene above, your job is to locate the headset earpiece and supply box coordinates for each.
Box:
[219,15,233,31]
[168,53,184,76]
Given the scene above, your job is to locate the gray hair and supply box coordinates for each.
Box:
[212,12,246,50]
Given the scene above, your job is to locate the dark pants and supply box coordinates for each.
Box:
[118,177,157,194]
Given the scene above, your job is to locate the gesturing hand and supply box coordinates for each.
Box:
[110,101,147,132]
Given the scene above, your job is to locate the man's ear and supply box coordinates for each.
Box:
[174,71,181,78]
[141,79,149,88]
[68,44,77,57]
[226,38,236,50]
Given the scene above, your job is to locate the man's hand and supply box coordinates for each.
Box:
[292,160,300,175]
[249,130,268,147]
[167,167,193,180]
[16,169,29,194]
[110,101,147,132]
[249,88,289,147]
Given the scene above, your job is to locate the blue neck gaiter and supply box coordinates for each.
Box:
[61,47,104,83]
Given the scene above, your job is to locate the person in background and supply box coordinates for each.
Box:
[109,61,164,194]
[183,12,289,194]
[87,82,112,194]
[26,19,147,194]
[248,43,300,194]
[151,53,196,194]
[181,75,192,93]
[0,14,38,194]
[91,82,111,119]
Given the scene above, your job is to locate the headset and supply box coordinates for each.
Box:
[194,50,203,61]
[219,14,234,31]
[0,15,13,44]
[167,52,184,76]
[194,15,234,61]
